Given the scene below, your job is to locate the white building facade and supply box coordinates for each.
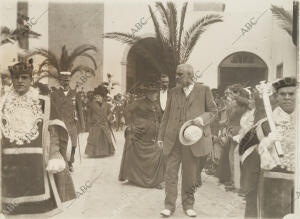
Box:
[0,0,296,94]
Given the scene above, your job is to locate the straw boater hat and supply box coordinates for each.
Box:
[59,71,71,77]
[179,118,203,146]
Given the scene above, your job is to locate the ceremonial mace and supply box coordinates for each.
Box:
[256,81,284,161]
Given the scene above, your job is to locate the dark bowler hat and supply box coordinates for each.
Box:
[8,58,33,76]
[272,77,297,92]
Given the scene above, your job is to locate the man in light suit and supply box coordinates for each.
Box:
[158,64,217,217]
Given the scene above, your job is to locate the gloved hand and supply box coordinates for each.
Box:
[47,158,66,173]
[193,117,204,126]
[157,141,163,149]
[232,135,241,143]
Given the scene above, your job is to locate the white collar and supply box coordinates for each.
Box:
[183,83,194,90]
[273,106,295,124]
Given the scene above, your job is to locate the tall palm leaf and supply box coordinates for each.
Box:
[0,26,16,45]
[271,5,293,36]
[180,14,223,63]
[104,1,223,87]
[27,44,98,82]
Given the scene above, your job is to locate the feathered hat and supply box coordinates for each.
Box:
[8,58,33,76]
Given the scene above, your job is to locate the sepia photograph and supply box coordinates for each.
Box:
[0,0,299,218]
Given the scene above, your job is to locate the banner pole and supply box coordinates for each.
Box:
[295,0,300,217]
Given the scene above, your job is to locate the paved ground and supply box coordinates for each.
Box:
[6,130,245,219]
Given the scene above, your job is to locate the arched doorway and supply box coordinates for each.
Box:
[218,52,268,92]
[126,37,161,92]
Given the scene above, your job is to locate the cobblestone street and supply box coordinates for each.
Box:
[52,131,245,219]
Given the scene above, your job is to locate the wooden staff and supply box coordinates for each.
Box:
[295,0,300,216]
[256,81,284,160]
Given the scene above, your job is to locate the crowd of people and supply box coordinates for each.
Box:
[0,58,296,219]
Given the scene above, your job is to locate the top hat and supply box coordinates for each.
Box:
[179,119,203,146]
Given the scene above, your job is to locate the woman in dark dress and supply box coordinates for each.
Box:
[85,86,115,157]
[119,83,165,189]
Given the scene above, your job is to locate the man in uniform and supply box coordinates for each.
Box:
[51,72,85,172]
[239,77,296,218]
[1,59,76,215]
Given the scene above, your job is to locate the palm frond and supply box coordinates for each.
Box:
[148,5,167,50]
[80,53,98,70]
[60,45,69,71]
[177,2,188,62]
[1,26,14,35]
[104,32,142,44]
[68,44,97,66]
[167,2,178,69]
[37,60,51,73]
[35,73,59,83]
[271,5,292,35]
[181,14,223,62]
[155,2,169,26]
[71,65,96,77]
[27,48,60,73]
[0,26,16,45]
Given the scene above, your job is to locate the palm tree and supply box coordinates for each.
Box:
[27,44,97,82]
[270,5,293,36]
[104,1,223,87]
[1,13,41,47]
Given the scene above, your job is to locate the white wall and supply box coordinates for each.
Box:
[0,0,18,73]
[1,0,296,91]
[103,0,296,91]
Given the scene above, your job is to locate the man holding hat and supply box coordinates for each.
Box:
[1,59,76,214]
[51,71,85,172]
[158,64,217,217]
[239,77,296,218]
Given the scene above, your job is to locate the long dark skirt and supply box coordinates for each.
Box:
[119,129,165,188]
[215,140,231,183]
[85,124,115,157]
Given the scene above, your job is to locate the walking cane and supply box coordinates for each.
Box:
[77,135,82,164]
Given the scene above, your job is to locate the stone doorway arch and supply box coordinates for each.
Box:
[218,51,268,91]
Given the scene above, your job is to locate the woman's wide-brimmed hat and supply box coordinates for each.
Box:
[93,85,108,97]
[179,118,203,146]
[136,81,160,93]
